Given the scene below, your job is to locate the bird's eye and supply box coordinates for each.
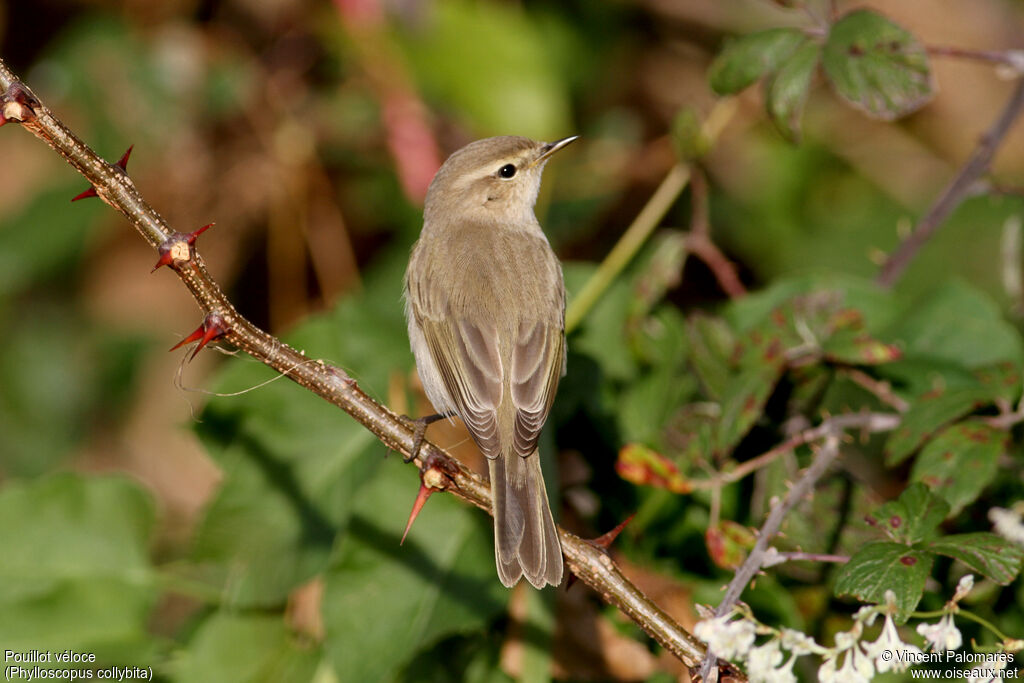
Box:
[498,164,517,179]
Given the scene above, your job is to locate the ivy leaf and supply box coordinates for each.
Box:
[709,28,807,95]
[767,40,821,143]
[834,541,933,622]
[865,483,949,545]
[928,533,1024,585]
[822,9,934,120]
[910,419,1005,515]
[884,386,994,466]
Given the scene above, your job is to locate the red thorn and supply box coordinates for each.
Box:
[151,250,174,273]
[71,187,98,202]
[187,222,213,244]
[0,116,7,128]
[566,573,579,590]
[190,322,224,360]
[401,482,434,545]
[115,145,133,170]
[71,145,132,202]
[587,513,636,551]
[169,312,229,360]
[170,324,205,352]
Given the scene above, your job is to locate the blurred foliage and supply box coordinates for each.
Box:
[2,0,1024,681]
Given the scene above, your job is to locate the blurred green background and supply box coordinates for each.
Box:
[2,0,1024,681]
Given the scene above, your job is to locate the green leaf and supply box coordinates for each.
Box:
[973,361,1023,404]
[834,541,933,622]
[323,461,506,682]
[911,419,1005,515]
[172,613,321,683]
[866,483,949,545]
[714,364,783,455]
[767,40,820,143]
[820,309,902,366]
[618,369,696,447]
[709,28,807,95]
[191,258,412,607]
[0,474,156,655]
[928,533,1024,585]
[885,280,1024,368]
[686,313,735,400]
[822,9,934,120]
[565,262,638,381]
[884,385,995,466]
[616,443,692,494]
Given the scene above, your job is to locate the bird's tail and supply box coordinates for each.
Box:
[488,451,563,588]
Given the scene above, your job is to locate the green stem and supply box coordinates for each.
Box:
[564,163,691,334]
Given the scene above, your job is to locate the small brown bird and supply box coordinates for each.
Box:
[404,135,577,588]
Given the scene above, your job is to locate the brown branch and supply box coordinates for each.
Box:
[926,45,1024,68]
[687,168,747,299]
[699,431,843,682]
[876,78,1024,288]
[0,58,713,671]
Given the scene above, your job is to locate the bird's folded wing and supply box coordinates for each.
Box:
[510,319,564,459]
[419,316,504,459]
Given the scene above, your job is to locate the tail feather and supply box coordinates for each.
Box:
[488,452,563,588]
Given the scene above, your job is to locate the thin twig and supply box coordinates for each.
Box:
[772,551,849,564]
[841,368,910,413]
[686,168,747,299]
[564,98,738,334]
[687,411,900,490]
[699,431,843,682]
[926,45,1024,68]
[0,58,714,671]
[876,79,1024,288]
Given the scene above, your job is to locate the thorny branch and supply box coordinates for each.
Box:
[0,59,714,671]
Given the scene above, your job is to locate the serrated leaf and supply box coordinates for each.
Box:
[706,521,756,570]
[928,533,1024,585]
[709,28,808,95]
[323,462,505,682]
[866,483,949,545]
[767,40,820,142]
[616,443,692,494]
[618,369,697,447]
[822,9,934,120]
[884,386,995,466]
[911,419,1005,515]
[835,542,933,622]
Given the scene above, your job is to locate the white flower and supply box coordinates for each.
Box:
[916,613,962,652]
[989,507,1024,545]
[818,646,874,683]
[694,614,756,660]
[779,628,826,656]
[747,642,797,683]
[864,612,922,673]
[953,574,975,603]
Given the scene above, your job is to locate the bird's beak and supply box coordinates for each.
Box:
[532,135,579,167]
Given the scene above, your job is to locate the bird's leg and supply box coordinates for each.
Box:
[401,411,453,463]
